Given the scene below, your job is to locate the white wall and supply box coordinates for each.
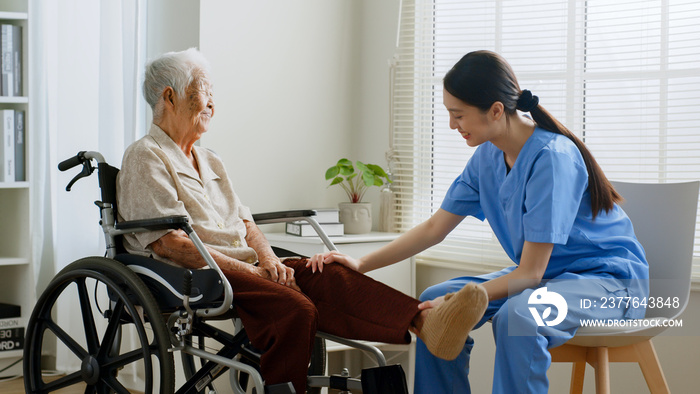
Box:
[199,0,357,214]
[351,0,402,219]
[145,0,200,128]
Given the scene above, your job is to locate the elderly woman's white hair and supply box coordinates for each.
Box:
[143,47,211,121]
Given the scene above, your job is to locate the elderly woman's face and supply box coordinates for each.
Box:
[176,72,215,138]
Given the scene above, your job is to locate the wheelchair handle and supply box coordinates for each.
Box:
[59,151,107,171]
[59,151,107,192]
[58,151,87,171]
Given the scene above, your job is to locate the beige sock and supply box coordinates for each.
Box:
[418,282,488,361]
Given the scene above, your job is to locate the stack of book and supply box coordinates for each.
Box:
[0,302,23,352]
[0,109,24,182]
[285,208,344,237]
[1,23,22,97]
[0,22,24,184]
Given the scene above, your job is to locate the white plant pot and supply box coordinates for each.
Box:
[338,202,372,234]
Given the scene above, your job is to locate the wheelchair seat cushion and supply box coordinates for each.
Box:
[114,254,225,311]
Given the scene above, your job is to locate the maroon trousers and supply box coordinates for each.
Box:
[222,258,420,393]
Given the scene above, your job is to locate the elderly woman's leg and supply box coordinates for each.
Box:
[286,258,421,344]
[222,268,318,393]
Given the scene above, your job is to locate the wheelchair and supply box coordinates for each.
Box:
[23,151,409,394]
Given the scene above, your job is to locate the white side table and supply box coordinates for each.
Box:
[263,231,417,392]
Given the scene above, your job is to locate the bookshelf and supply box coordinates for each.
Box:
[0,0,30,374]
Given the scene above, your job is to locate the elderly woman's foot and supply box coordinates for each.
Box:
[418,283,488,360]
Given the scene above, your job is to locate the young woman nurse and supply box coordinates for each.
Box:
[308,50,649,393]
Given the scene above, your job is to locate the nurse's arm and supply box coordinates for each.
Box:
[308,208,465,274]
[480,241,553,301]
[355,208,465,273]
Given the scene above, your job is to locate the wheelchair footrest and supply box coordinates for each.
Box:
[265,382,295,394]
[361,364,409,394]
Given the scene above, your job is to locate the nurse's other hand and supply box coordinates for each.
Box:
[418,295,446,311]
[307,251,361,273]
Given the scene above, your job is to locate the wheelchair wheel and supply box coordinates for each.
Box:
[24,257,175,393]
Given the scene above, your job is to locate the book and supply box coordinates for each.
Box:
[12,24,21,96]
[14,110,24,181]
[0,24,13,96]
[286,221,344,237]
[0,109,14,182]
[310,208,340,223]
[0,302,20,319]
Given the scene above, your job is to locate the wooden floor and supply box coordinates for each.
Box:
[0,375,87,393]
[0,375,144,394]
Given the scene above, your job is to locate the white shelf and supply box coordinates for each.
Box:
[0,96,28,104]
[0,257,29,266]
[0,1,31,362]
[0,11,27,20]
[0,181,29,189]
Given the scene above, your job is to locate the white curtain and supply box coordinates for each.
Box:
[30,0,148,373]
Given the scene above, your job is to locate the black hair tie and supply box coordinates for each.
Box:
[516,89,539,112]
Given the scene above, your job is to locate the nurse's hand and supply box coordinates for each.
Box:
[418,295,446,311]
[307,251,361,273]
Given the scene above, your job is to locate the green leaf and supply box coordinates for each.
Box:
[367,164,388,178]
[325,166,340,180]
[339,165,354,176]
[373,177,384,186]
[338,158,353,167]
[329,177,344,186]
[356,161,369,173]
[347,173,357,181]
[362,171,375,187]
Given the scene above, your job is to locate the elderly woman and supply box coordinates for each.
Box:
[116,48,487,393]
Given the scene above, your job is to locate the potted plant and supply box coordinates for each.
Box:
[325,158,392,234]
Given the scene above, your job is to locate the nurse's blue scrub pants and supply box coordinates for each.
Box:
[414,267,635,394]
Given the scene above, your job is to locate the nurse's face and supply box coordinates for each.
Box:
[443,88,493,147]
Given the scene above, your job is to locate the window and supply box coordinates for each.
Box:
[390,0,700,275]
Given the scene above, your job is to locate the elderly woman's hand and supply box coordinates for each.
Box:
[254,258,301,291]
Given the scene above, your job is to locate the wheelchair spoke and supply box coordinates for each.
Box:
[102,346,154,370]
[83,385,97,394]
[44,318,88,360]
[77,278,101,354]
[97,298,125,360]
[38,370,84,391]
[101,374,131,394]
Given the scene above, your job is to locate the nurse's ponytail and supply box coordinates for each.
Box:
[444,50,621,218]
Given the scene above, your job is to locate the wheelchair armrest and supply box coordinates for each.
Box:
[115,215,190,231]
[253,209,338,252]
[252,209,317,224]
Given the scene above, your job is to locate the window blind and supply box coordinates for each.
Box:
[390,0,700,276]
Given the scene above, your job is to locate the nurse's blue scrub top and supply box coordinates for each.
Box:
[441,127,649,283]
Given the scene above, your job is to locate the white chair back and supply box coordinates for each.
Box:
[611,181,699,319]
